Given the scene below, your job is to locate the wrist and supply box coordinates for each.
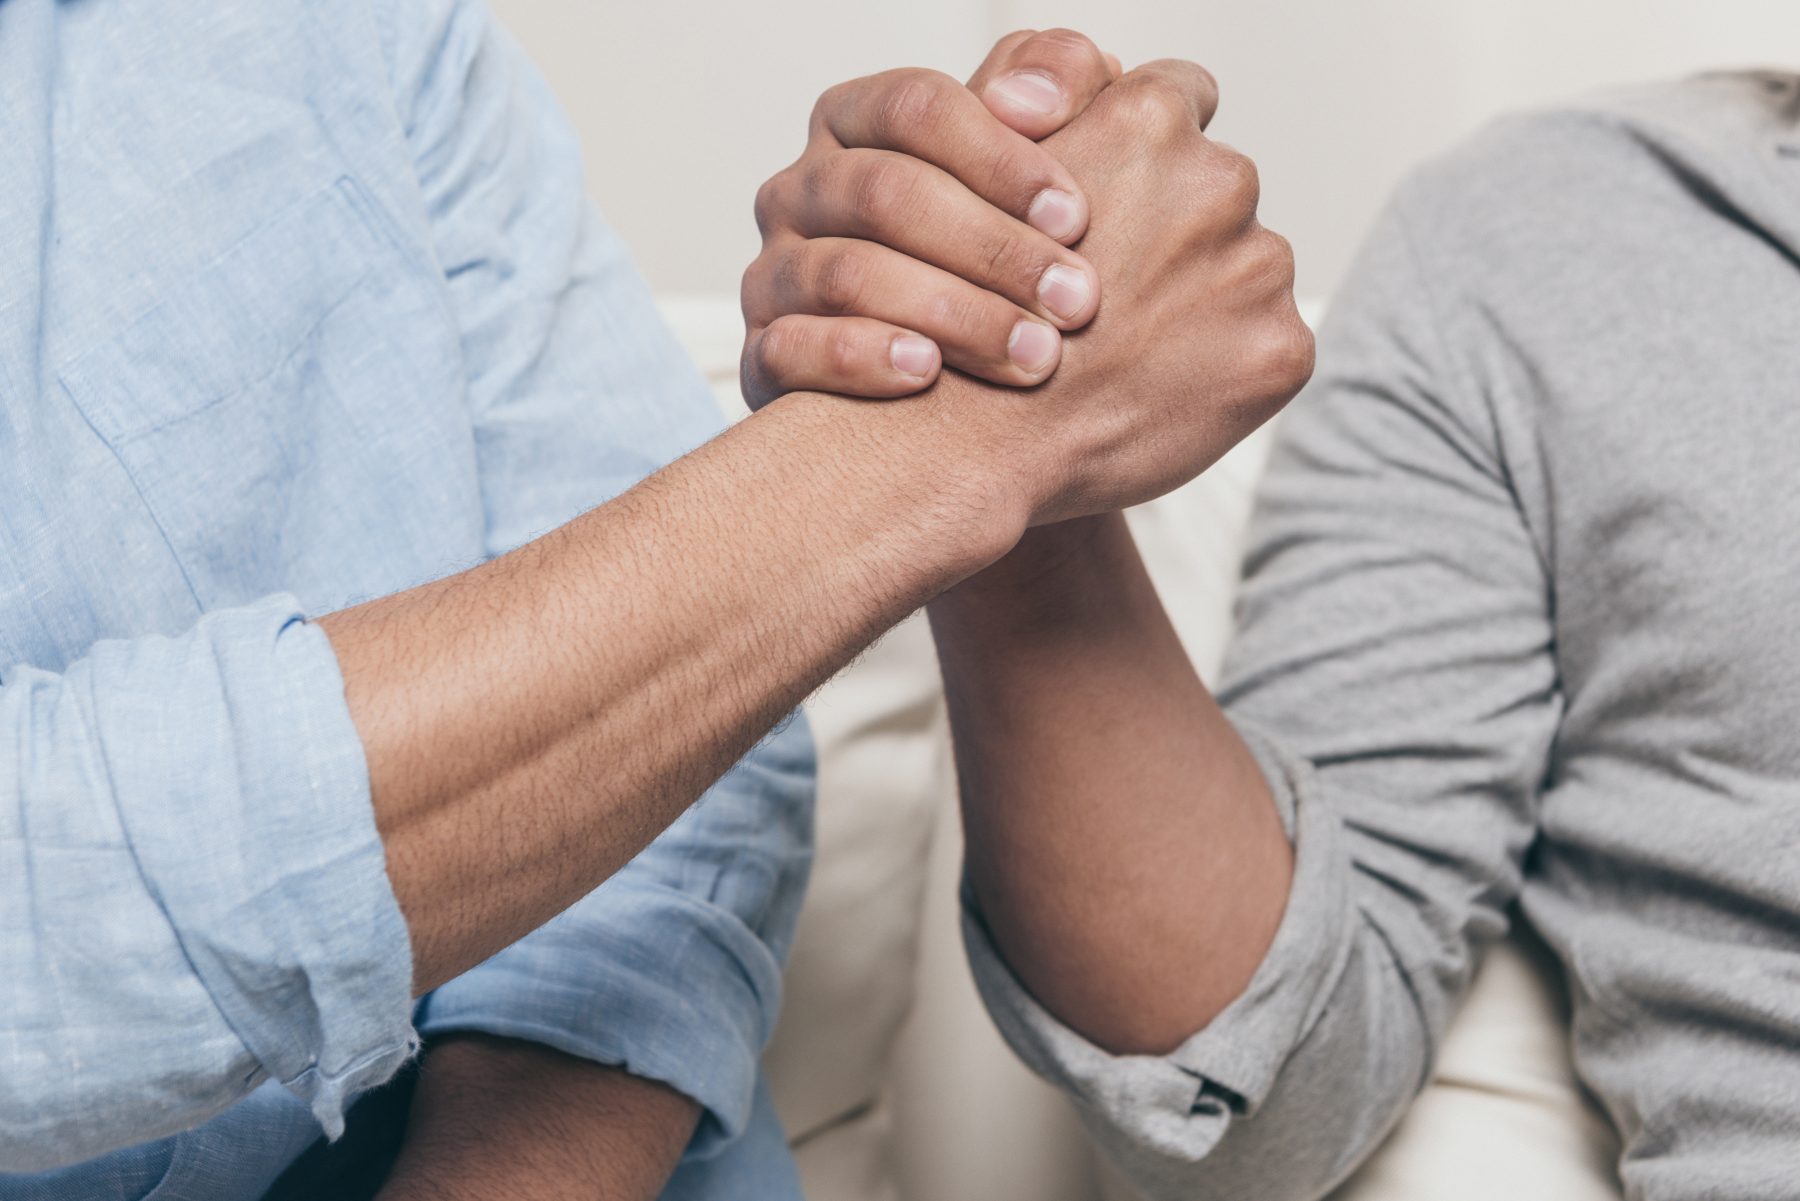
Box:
[933,511,1130,620]
[758,376,1044,593]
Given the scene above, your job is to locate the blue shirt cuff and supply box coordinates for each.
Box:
[416,881,782,1158]
[97,594,418,1138]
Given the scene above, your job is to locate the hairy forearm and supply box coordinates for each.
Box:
[928,513,1292,1054]
[374,1035,699,1201]
[322,382,1032,994]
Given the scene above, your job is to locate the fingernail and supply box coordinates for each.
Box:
[988,71,1064,118]
[890,334,939,378]
[1036,264,1093,323]
[1027,188,1083,241]
[1008,320,1060,375]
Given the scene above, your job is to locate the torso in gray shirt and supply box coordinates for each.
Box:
[963,72,1800,1201]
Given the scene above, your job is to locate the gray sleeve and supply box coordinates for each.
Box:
[963,184,1561,1200]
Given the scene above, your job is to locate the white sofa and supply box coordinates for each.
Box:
[659,297,1625,1201]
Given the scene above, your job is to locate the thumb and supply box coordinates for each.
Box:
[968,28,1124,141]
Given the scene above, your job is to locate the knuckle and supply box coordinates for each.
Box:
[739,256,770,320]
[1111,78,1188,136]
[1134,59,1220,128]
[871,69,956,143]
[741,330,780,404]
[925,290,1004,350]
[1148,58,1218,98]
[809,79,858,137]
[984,139,1046,196]
[807,87,832,132]
[803,155,847,218]
[1255,228,1298,289]
[768,241,810,304]
[1189,63,1221,117]
[812,244,870,314]
[739,354,764,406]
[973,227,1038,292]
[1246,316,1316,401]
[752,172,788,235]
[813,80,849,117]
[1211,148,1261,213]
[824,327,865,377]
[753,320,793,375]
[843,153,916,231]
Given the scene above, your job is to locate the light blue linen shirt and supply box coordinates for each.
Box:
[0,0,814,1196]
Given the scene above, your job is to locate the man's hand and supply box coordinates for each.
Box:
[741,32,1119,406]
[314,32,1306,1053]
[1025,61,1315,517]
[375,1036,700,1201]
[737,32,1311,1059]
[745,33,1313,523]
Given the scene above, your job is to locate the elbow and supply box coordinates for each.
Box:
[1071,1006,1222,1061]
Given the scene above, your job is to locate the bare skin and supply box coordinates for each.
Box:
[370,33,1134,1201]
[744,31,1308,1054]
[741,32,1120,404]
[375,1037,699,1201]
[323,384,1028,997]
[343,383,1019,1198]
[331,27,1305,1022]
[349,29,1309,1197]
[930,517,1293,1054]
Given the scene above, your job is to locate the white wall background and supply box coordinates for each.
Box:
[493,0,1800,304]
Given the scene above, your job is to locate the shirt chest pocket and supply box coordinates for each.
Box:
[57,178,481,615]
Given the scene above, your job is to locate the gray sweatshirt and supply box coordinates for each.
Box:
[963,73,1800,1201]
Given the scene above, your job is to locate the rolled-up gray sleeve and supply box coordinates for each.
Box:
[963,730,1389,1181]
[963,175,1561,1199]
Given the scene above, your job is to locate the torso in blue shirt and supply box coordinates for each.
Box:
[0,0,810,1196]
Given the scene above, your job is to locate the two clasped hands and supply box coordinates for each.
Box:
[345,28,1310,1200]
[743,29,1311,524]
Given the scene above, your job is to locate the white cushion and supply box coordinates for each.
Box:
[792,1100,904,1201]
[1329,930,1622,1200]
[763,611,948,1144]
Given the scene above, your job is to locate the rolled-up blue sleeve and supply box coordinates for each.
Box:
[385,0,817,1154]
[418,724,815,1153]
[0,595,416,1172]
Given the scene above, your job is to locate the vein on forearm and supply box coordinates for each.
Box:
[322,382,1028,993]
